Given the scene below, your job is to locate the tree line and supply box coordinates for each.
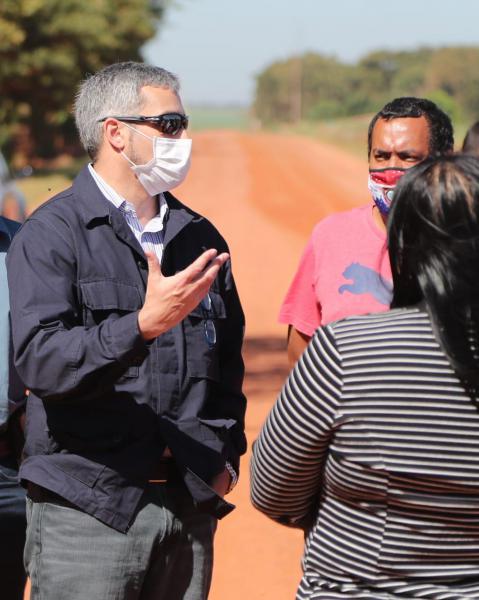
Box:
[254,47,479,125]
[0,0,169,163]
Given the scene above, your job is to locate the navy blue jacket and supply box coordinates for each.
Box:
[0,217,24,433]
[7,167,247,532]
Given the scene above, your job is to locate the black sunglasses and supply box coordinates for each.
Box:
[98,112,189,136]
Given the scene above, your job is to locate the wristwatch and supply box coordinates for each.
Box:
[224,461,238,494]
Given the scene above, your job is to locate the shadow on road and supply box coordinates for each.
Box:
[243,336,290,397]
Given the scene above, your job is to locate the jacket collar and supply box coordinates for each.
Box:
[0,217,12,241]
[75,165,115,225]
[0,216,18,252]
[75,165,200,248]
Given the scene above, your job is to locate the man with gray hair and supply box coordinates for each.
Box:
[7,61,247,599]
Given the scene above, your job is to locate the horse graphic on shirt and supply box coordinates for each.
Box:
[338,262,393,305]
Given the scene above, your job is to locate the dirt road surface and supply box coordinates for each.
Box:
[176,130,367,600]
[23,130,367,600]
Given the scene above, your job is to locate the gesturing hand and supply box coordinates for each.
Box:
[138,249,229,341]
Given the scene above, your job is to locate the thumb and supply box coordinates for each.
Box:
[145,251,163,278]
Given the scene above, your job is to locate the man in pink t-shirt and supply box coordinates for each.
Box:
[279,97,454,366]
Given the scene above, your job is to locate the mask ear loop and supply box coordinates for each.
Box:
[121,150,137,167]
[121,121,154,141]
[120,122,155,167]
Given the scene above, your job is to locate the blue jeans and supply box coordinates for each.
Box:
[25,481,217,600]
[0,455,27,600]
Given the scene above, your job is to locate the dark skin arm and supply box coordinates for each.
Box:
[286,326,312,369]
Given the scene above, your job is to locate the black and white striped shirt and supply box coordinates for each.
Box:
[251,307,479,599]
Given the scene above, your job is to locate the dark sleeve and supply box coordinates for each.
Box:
[210,256,247,473]
[8,312,26,413]
[250,325,342,528]
[6,217,147,400]
[5,219,26,414]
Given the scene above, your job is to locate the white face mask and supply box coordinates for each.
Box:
[122,124,192,196]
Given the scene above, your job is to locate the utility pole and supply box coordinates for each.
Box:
[290,55,302,123]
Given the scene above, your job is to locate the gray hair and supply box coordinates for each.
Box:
[74,61,180,159]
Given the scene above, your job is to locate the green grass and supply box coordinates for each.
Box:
[13,112,472,215]
[282,114,372,159]
[15,158,88,212]
[187,105,251,131]
[273,114,471,158]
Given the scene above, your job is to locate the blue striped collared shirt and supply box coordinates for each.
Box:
[88,163,168,263]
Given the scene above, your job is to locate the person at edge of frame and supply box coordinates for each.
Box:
[7,61,246,600]
[0,214,27,600]
[251,153,479,599]
[462,121,479,156]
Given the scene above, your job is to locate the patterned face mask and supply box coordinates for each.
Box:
[368,168,408,216]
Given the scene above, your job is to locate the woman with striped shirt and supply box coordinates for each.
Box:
[250,155,479,599]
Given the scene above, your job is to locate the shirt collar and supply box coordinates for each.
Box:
[87,163,168,231]
[75,165,196,244]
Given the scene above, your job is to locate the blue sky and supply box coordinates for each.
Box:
[143,0,479,106]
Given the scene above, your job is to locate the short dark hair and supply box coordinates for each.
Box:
[368,97,454,158]
[462,121,479,155]
[388,154,479,395]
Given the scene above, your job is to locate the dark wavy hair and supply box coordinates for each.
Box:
[368,97,454,158]
[388,154,479,394]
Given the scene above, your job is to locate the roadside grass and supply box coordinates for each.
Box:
[17,172,73,213]
[280,114,371,159]
[273,114,470,159]
[15,158,88,213]
[187,105,252,131]
[12,111,471,215]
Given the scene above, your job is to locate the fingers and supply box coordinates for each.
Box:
[139,249,230,339]
[145,251,162,277]
[184,249,229,282]
[190,249,219,275]
[189,254,229,306]
[201,252,229,280]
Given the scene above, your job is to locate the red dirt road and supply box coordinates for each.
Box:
[23,130,367,600]
[175,130,367,600]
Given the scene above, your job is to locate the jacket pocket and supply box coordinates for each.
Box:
[80,279,142,313]
[185,291,226,381]
[79,279,143,379]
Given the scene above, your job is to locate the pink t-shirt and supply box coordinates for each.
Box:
[279,204,392,335]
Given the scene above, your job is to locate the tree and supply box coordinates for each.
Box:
[253,46,479,126]
[254,59,298,124]
[254,53,352,124]
[0,0,169,162]
[425,47,479,119]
